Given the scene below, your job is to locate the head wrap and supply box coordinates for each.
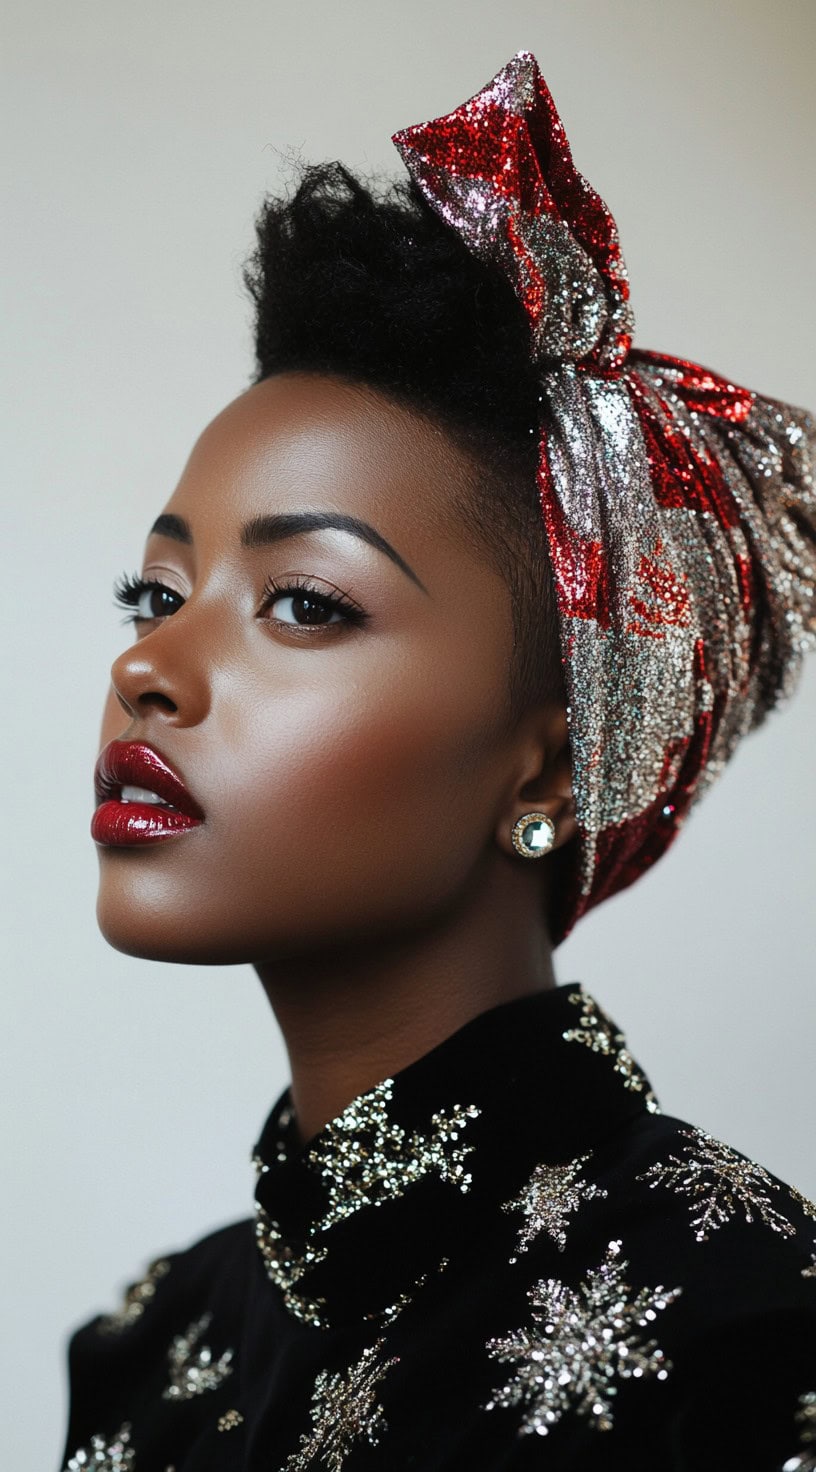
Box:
[392,50,816,945]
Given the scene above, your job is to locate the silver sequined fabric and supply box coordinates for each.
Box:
[393,51,816,941]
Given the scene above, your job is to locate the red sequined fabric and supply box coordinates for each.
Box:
[393,51,816,943]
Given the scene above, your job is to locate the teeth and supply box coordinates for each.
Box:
[120,783,173,808]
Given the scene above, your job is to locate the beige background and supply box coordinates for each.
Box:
[3,0,815,1462]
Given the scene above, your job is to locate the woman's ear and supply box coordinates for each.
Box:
[494,704,578,858]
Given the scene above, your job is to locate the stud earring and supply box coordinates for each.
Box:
[511,812,556,860]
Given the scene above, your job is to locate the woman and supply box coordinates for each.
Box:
[62,51,816,1472]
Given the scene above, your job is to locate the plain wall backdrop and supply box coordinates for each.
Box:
[3,0,815,1462]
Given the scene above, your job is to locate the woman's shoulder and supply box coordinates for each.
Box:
[66,1213,254,1350]
[597,1107,815,1262]
[60,1217,254,1470]
[478,1111,815,1464]
[520,1107,816,1326]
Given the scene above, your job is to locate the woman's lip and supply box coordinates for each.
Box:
[91,799,203,846]
[93,740,205,821]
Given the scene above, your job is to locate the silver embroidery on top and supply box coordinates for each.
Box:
[252,1103,295,1175]
[255,1081,479,1323]
[562,988,661,1114]
[96,1257,171,1335]
[503,1153,608,1257]
[254,1203,328,1327]
[279,1337,399,1472]
[484,1239,681,1435]
[635,1127,797,1242]
[63,1422,135,1471]
[362,1258,449,1328]
[161,1312,234,1401]
[782,1390,816,1472]
[790,1186,816,1222]
[251,1150,268,1179]
[305,1080,481,1231]
[217,1409,244,1432]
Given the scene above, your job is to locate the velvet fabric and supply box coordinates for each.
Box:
[61,985,816,1469]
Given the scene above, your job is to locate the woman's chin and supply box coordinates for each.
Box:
[94,887,222,965]
[94,847,214,963]
[96,901,187,963]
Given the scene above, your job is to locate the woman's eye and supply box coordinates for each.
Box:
[114,572,367,631]
[136,585,184,620]
[113,573,185,623]
[269,591,344,626]
[261,576,367,630]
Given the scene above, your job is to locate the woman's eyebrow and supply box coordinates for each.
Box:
[148,510,427,593]
[149,512,193,544]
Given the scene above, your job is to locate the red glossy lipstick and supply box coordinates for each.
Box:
[92,740,205,847]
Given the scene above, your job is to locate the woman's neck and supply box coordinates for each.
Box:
[254,864,556,1144]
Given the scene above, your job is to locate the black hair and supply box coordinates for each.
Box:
[242,159,564,714]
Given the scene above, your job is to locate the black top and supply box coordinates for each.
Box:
[60,983,816,1470]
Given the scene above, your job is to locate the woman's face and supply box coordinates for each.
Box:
[96,372,551,964]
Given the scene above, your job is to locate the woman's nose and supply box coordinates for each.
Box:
[109,617,211,729]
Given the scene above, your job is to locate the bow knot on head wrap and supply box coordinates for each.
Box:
[392,51,816,944]
[393,50,633,369]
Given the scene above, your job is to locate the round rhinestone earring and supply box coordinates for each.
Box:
[511,812,556,860]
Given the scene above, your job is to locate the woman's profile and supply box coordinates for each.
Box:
[62,50,815,1472]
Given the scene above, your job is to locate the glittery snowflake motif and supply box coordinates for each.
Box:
[503,1153,608,1255]
[635,1128,798,1243]
[161,1311,234,1401]
[63,1422,134,1471]
[252,1103,296,1173]
[279,1338,399,1471]
[307,1080,481,1231]
[364,1258,449,1327]
[217,1408,244,1432]
[254,1202,328,1327]
[485,1240,680,1435]
[782,1390,816,1471]
[790,1186,816,1222]
[96,1256,171,1334]
[562,989,661,1114]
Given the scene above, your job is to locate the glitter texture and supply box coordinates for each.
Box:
[484,1239,681,1435]
[279,1338,399,1472]
[217,1409,244,1432]
[161,1312,234,1401]
[363,1260,449,1326]
[563,987,661,1113]
[392,51,633,368]
[392,49,816,944]
[791,1187,816,1222]
[96,1256,171,1335]
[503,1153,608,1255]
[783,1391,816,1472]
[63,1423,134,1471]
[254,1202,329,1327]
[803,1255,816,1280]
[306,1080,481,1231]
[253,1080,479,1328]
[635,1128,797,1242]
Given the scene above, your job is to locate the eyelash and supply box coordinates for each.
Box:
[113,572,178,624]
[112,571,369,629]
[261,575,368,626]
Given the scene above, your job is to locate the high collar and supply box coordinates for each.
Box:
[250,983,659,1331]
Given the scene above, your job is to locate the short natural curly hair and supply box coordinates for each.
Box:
[242,159,564,717]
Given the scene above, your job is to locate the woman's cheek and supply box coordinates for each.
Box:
[233,665,497,900]
[244,659,476,819]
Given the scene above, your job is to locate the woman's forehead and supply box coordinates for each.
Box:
[149,371,505,599]
[173,371,472,529]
